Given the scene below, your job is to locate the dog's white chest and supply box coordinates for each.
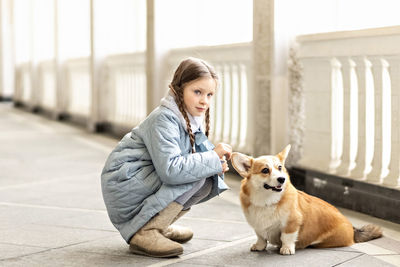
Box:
[245,205,283,245]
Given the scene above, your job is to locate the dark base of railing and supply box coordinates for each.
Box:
[0,96,12,102]
[93,122,110,133]
[289,167,400,224]
[87,122,131,139]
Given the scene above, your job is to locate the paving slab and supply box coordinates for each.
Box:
[0,249,160,267]
[0,244,48,260]
[339,254,395,267]
[0,223,116,248]
[167,242,364,267]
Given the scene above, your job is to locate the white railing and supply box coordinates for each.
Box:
[167,43,253,154]
[37,60,56,110]
[102,52,146,127]
[14,63,32,105]
[296,26,400,188]
[64,57,91,117]
[13,44,253,155]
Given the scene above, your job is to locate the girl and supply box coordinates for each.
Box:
[101,57,232,258]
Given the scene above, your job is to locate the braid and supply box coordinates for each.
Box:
[173,86,196,153]
[205,109,210,137]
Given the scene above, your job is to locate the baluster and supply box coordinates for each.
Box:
[237,63,247,151]
[115,69,122,123]
[215,64,224,143]
[126,67,132,124]
[230,63,239,148]
[367,58,389,183]
[337,58,356,176]
[134,67,139,123]
[140,68,146,120]
[222,64,231,142]
[350,57,374,180]
[330,58,343,173]
[382,57,400,187]
[131,66,136,124]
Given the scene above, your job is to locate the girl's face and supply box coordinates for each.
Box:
[183,77,217,117]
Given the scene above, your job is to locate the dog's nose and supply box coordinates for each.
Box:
[277,177,285,184]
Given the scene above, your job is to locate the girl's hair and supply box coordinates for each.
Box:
[169,57,218,153]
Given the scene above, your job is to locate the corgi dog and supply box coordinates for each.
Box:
[231,145,382,255]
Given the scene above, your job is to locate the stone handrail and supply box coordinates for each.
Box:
[296,26,400,188]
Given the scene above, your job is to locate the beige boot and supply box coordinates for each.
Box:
[129,202,184,258]
[164,208,194,243]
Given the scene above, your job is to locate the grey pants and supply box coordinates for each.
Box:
[175,178,213,210]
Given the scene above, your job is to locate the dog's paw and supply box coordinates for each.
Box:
[250,243,266,251]
[280,245,295,255]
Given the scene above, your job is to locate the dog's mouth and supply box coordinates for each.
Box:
[263,183,283,192]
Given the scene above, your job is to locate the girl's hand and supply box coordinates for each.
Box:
[214,143,232,160]
[221,157,229,173]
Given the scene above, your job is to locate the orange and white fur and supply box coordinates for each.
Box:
[231,145,382,255]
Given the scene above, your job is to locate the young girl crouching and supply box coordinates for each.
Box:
[101,57,232,258]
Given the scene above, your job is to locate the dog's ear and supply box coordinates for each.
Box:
[231,152,253,178]
[277,144,291,165]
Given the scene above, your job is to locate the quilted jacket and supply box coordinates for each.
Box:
[101,93,229,243]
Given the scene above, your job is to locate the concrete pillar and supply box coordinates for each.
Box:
[253,0,274,156]
[0,0,15,101]
[146,0,155,115]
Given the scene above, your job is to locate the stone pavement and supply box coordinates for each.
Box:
[1,102,400,267]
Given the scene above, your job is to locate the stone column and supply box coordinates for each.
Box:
[253,0,274,156]
[0,0,15,101]
[89,0,99,131]
[89,0,107,131]
[146,0,155,115]
[0,0,4,99]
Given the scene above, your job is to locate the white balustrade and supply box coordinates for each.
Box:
[13,45,252,156]
[297,26,400,188]
[103,52,146,127]
[14,63,32,105]
[37,61,56,110]
[167,43,253,154]
[64,58,91,117]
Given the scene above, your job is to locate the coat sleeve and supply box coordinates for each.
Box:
[143,114,223,185]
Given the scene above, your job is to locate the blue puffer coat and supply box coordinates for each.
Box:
[101,94,229,243]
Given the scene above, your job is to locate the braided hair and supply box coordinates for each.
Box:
[169,57,218,153]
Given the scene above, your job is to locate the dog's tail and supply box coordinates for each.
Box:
[353,224,383,243]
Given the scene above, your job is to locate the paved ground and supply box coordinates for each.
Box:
[1,102,400,267]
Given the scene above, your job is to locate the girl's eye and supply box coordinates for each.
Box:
[278,166,282,171]
[261,168,269,174]
[207,93,213,97]
[194,90,201,95]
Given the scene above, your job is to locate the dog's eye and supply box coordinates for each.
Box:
[278,166,282,171]
[261,168,269,174]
